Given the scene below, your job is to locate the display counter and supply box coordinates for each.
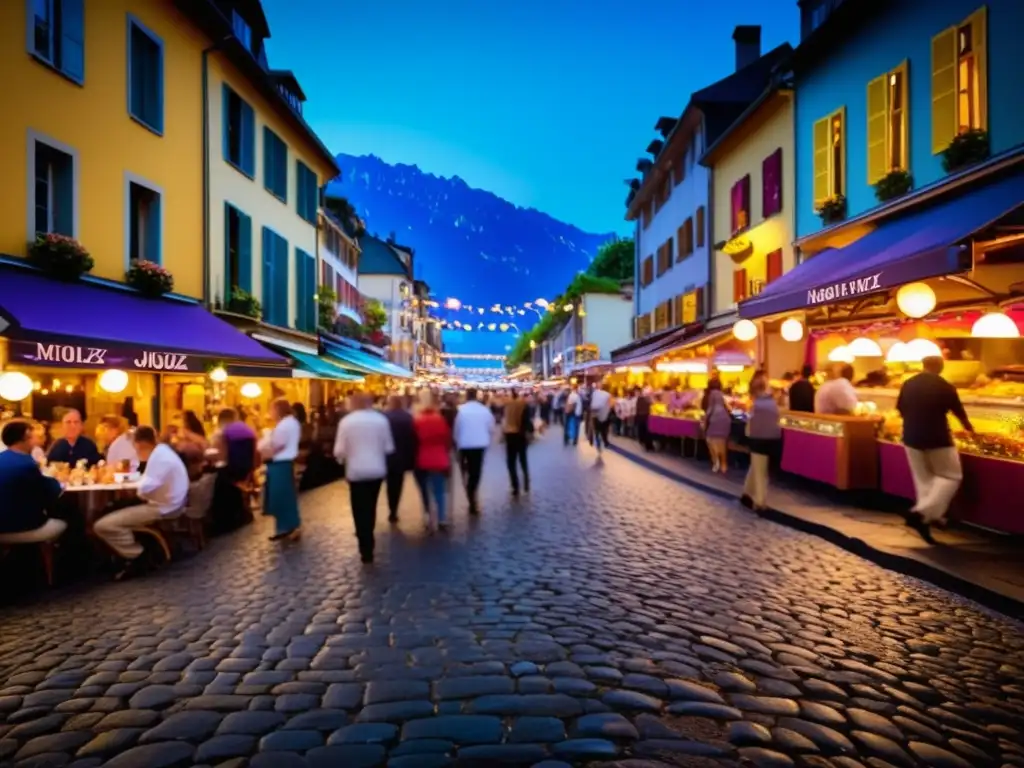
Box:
[780,413,882,490]
[648,414,702,439]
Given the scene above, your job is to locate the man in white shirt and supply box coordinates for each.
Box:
[100,416,138,468]
[589,384,613,455]
[815,363,859,415]
[453,388,494,515]
[93,426,189,578]
[334,393,394,563]
[563,386,582,447]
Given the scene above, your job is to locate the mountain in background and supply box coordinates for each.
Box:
[328,153,617,308]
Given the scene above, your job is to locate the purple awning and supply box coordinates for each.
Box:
[739,171,1024,319]
[0,266,285,364]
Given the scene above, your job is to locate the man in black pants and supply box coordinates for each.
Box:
[383,395,416,523]
[634,386,653,451]
[453,388,494,515]
[502,390,533,498]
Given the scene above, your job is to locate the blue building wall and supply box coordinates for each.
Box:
[794,0,1024,239]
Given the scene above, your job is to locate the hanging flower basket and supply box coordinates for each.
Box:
[126,259,174,297]
[227,286,262,319]
[942,129,990,173]
[27,234,94,281]
[815,195,847,225]
[874,169,913,203]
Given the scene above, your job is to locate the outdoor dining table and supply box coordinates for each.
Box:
[61,482,140,529]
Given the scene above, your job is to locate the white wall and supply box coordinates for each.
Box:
[582,293,633,358]
[319,223,360,322]
[358,273,414,366]
[636,129,710,317]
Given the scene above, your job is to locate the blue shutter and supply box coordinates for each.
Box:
[261,228,275,323]
[61,0,85,83]
[221,85,230,161]
[240,101,255,176]
[275,237,289,327]
[295,161,305,220]
[262,126,273,194]
[237,209,252,293]
[145,193,161,264]
[294,248,304,330]
[223,203,232,302]
[306,254,317,330]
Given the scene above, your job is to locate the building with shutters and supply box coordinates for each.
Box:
[194,0,339,338]
[793,0,1024,246]
[624,26,793,342]
[0,0,212,296]
[701,74,796,326]
[319,210,362,325]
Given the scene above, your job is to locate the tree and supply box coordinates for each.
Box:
[586,237,635,282]
[324,195,366,239]
[317,284,338,330]
[361,298,388,334]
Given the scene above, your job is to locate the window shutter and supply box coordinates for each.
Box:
[61,0,85,82]
[931,26,957,153]
[275,237,289,327]
[733,268,747,304]
[676,224,686,261]
[261,229,275,323]
[812,116,830,204]
[762,149,782,218]
[263,127,274,193]
[666,237,673,269]
[971,7,988,132]
[866,74,889,184]
[730,181,740,233]
[146,194,161,264]
[739,175,750,229]
[685,218,693,256]
[294,249,304,329]
[237,210,252,293]
[766,249,783,283]
[241,102,255,175]
[222,86,231,161]
[308,257,318,329]
[696,206,705,247]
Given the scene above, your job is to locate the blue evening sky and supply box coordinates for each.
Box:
[260,0,799,236]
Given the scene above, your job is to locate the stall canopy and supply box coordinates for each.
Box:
[739,171,1024,319]
[611,323,702,366]
[0,265,287,373]
[286,350,365,382]
[322,339,414,379]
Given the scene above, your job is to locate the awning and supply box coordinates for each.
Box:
[286,350,364,382]
[611,323,702,365]
[610,326,679,363]
[0,265,286,373]
[322,340,413,379]
[739,172,1024,319]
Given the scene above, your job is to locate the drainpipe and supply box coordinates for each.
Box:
[201,37,231,307]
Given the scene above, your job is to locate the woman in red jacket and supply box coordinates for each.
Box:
[413,392,453,530]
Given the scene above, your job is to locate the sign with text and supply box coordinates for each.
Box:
[805,272,883,306]
[8,340,206,374]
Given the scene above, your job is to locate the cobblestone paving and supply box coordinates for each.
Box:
[1,438,1023,767]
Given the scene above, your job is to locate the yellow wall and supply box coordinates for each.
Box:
[207,56,337,327]
[710,93,796,317]
[0,0,206,298]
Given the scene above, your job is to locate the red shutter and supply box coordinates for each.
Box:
[733,268,747,303]
[730,182,740,233]
[740,175,751,230]
[766,249,783,283]
[762,148,782,218]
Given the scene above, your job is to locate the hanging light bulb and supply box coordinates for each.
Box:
[0,372,33,402]
[499,323,509,332]
[98,369,129,394]
[240,382,262,399]
[780,318,804,342]
[884,341,911,364]
[905,338,943,361]
[848,337,883,357]
[971,311,1020,339]
[827,345,854,363]
[895,282,936,319]
[487,323,497,331]
[208,366,228,383]
[732,319,758,341]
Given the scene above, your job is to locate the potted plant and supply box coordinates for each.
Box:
[227,286,262,319]
[27,233,94,280]
[942,129,990,173]
[815,194,847,225]
[126,259,174,297]
[318,285,338,329]
[874,170,913,203]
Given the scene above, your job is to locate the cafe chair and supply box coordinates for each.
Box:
[132,474,217,563]
[0,519,67,587]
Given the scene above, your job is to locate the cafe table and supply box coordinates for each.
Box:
[61,482,140,528]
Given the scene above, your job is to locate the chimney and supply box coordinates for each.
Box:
[732,25,762,71]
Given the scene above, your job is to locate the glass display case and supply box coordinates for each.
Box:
[779,412,883,490]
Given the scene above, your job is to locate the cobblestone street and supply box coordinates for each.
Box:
[1,437,1023,768]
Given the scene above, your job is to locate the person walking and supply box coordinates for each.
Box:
[334,393,394,563]
[634,387,653,451]
[453,388,494,515]
[563,386,581,447]
[897,355,973,543]
[589,383,613,456]
[703,380,732,473]
[258,398,303,541]
[742,375,782,511]
[502,389,533,497]
[413,392,453,530]
[383,395,417,523]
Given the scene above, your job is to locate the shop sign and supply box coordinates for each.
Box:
[806,272,882,306]
[8,340,206,373]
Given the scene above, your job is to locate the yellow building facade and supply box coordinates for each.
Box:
[705,90,796,320]
[0,0,207,298]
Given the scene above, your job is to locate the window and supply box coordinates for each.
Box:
[32,137,75,237]
[294,249,316,332]
[223,85,255,177]
[932,8,987,153]
[263,127,287,201]
[224,203,252,301]
[296,161,318,224]
[677,218,693,261]
[127,17,163,134]
[866,63,908,183]
[767,249,784,284]
[762,148,783,217]
[231,10,252,51]
[812,107,845,205]
[28,0,84,83]
[642,255,654,286]
[261,228,289,327]
[730,175,751,234]
[733,268,748,304]
[695,206,705,247]
[127,179,161,265]
[657,238,673,275]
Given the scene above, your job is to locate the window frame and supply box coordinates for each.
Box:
[295,160,318,224]
[26,129,79,243]
[126,14,165,136]
[231,9,252,52]
[262,126,288,202]
[223,84,255,178]
[866,62,909,184]
[26,0,85,85]
[812,107,846,206]
[123,171,164,269]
